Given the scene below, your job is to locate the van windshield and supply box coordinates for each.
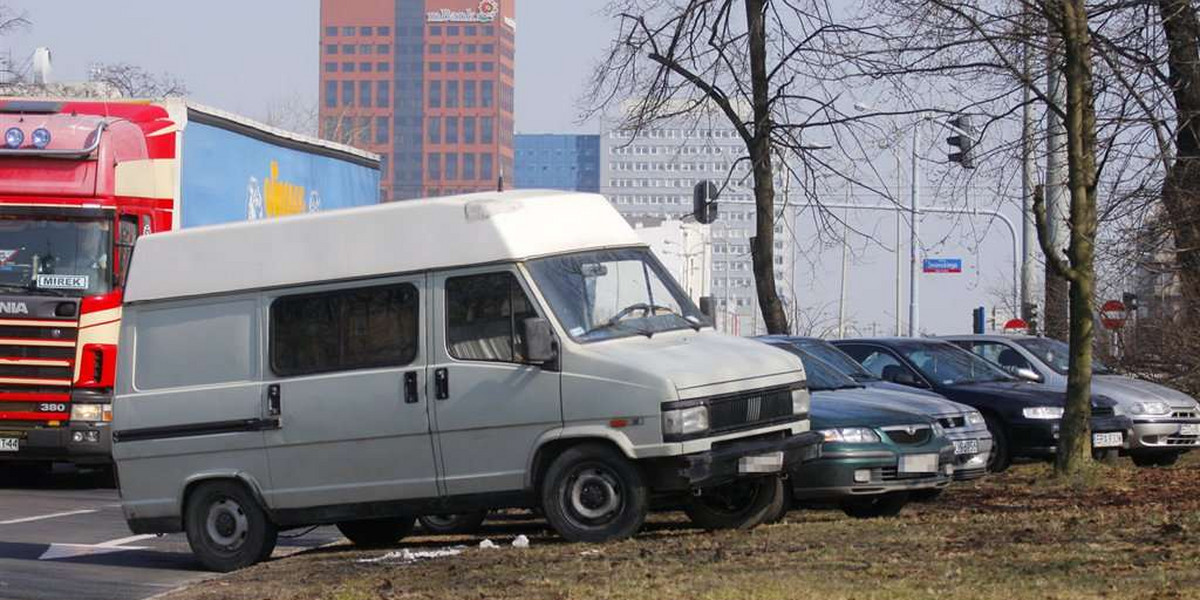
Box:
[527,247,708,343]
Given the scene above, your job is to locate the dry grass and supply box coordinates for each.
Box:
[167,454,1200,600]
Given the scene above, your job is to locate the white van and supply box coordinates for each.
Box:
[113,191,820,571]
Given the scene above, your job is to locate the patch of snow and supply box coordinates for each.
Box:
[356,547,464,564]
[512,535,530,548]
[478,539,499,549]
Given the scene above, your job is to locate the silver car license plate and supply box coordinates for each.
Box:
[738,452,784,474]
[0,438,18,452]
[899,453,939,473]
[1180,423,1200,436]
[952,439,980,455]
[1092,432,1123,448]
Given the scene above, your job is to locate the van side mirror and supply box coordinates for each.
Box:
[521,318,557,365]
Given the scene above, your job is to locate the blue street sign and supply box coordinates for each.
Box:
[923,258,963,274]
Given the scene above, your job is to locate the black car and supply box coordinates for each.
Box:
[831,338,1135,472]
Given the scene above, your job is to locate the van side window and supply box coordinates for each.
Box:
[271,284,419,376]
[446,272,536,363]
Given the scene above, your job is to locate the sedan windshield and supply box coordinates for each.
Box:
[798,340,879,382]
[526,247,707,343]
[1016,337,1113,375]
[790,349,862,392]
[899,342,1014,386]
[0,215,112,296]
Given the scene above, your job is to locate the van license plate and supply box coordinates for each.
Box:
[0,438,17,452]
[1179,423,1200,436]
[899,453,938,473]
[952,439,979,455]
[738,452,784,474]
[1092,432,1123,448]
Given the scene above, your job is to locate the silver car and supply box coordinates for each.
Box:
[944,334,1200,466]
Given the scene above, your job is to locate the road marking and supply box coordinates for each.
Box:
[38,534,157,560]
[0,509,98,525]
[97,534,158,547]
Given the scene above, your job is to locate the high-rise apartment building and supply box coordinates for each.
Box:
[600,123,795,336]
[514,134,600,192]
[319,0,516,201]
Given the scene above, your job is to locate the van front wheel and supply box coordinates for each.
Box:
[184,481,278,573]
[541,444,648,543]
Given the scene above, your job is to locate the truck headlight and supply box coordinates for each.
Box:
[966,411,985,426]
[791,388,810,415]
[662,406,709,437]
[70,403,112,423]
[1129,401,1171,416]
[820,427,881,444]
[1022,406,1064,420]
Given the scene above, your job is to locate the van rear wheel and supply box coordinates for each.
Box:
[684,476,785,531]
[541,443,648,543]
[418,511,488,535]
[336,517,416,548]
[184,481,277,572]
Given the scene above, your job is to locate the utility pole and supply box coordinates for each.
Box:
[838,205,850,338]
[1044,24,1071,341]
[909,118,922,337]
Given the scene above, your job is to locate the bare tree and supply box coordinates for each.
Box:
[87,62,188,98]
[264,93,319,138]
[0,5,29,83]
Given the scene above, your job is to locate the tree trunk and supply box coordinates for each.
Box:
[1157,0,1200,318]
[1054,0,1100,476]
[744,0,789,334]
[1044,268,1070,341]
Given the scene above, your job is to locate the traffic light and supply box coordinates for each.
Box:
[1023,302,1040,334]
[972,306,986,334]
[947,115,977,169]
[693,180,719,224]
[1122,292,1140,312]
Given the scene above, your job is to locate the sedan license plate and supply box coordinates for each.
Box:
[738,452,784,474]
[1180,423,1200,436]
[952,439,980,455]
[899,453,939,473]
[0,438,17,452]
[1092,432,1124,448]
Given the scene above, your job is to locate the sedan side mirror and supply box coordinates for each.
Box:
[521,318,558,366]
[1015,367,1043,383]
[889,370,928,389]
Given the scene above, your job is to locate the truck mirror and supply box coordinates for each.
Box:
[521,318,557,365]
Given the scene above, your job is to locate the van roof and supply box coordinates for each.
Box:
[124,190,645,303]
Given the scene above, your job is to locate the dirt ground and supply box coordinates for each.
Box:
[167,454,1200,600]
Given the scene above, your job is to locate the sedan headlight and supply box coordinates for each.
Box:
[662,406,709,437]
[70,403,113,423]
[791,388,810,415]
[966,411,985,426]
[1129,401,1171,416]
[1022,406,1064,420]
[820,427,881,444]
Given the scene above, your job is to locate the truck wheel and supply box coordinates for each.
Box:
[983,414,1011,473]
[910,488,944,502]
[184,481,277,572]
[418,511,488,535]
[541,443,648,543]
[684,476,785,531]
[336,517,416,548]
[841,492,909,519]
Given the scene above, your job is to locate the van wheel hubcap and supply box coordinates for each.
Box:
[206,498,249,550]
[567,467,621,522]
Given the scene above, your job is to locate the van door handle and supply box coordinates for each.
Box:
[434,368,449,400]
[404,372,419,404]
[266,384,281,416]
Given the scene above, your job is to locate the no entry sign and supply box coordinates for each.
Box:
[1100,300,1127,330]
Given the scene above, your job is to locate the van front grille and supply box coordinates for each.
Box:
[706,387,796,434]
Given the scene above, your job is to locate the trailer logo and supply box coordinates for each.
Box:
[0,301,28,315]
[247,161,321,220]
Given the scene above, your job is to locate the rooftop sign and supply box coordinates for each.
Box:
[427,0,498,23]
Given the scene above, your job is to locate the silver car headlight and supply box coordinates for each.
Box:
[1022,406,1064,420]
[820,427,881,444]
[791,387,810,415]
[1129,401,1171,416]
[966,411,985,426]
[70,403,112,423]
[662,406,709,437]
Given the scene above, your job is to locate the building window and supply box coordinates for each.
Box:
[342,62,355,72]
[428,80,442,108]
[375,117,389,144]
[429,62,441,72]
[378,26,391,36]
[325,26,338,36]
[445,273,537,363]
[463,62,476,72]
[429,44,442,54]
[360,81,372,107]
[270,284,419,377]
[377,44,390,54]
[324,81,337,108]
[481,153,493,181]
[326,44,338,54]
[466,44,477,54]
[463,116,476,144]
[446,25,460,36]
[378,62,391,71]
[429,25,442,36]
[324,62,337,73]
[341,26,355,36]
[462,81,476,108]
[464,25,477,36]
[341,81,354,106]
[447,44,461,55]
[482,44,495,54]
[446,153,459,180]
[360,26,372,36]
[342,44,356,54]
[481,80,494,108]
[445,116,459,144]
[463,153,476,181]
[377,81,390,107]
[360,62,372,72]
[446,80,459,108]
[360,44,373,54]
[428,153,442,181]
[481,61,494,72]
[427,117,441,143]
[483,25,495,36]
[446,62,460,72]
[481,116,493,143]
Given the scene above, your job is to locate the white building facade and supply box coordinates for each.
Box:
[601,123,794,336]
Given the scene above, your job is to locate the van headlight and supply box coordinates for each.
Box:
[966,411,985,426]
[1129,401,1171,416]
[820,427,881,444]
[662,406,709,437]
[1022,406,1064,420]
[70,403,113,423]
[791,388,810,415]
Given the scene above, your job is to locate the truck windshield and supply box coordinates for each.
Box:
[527,247,708,343]
[0,215,112,296]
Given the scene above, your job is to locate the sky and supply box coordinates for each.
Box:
[0,0,1028,336]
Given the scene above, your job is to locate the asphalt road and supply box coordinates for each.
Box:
[0,465,343,600]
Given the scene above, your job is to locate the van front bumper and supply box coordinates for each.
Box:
[643,431,823,492]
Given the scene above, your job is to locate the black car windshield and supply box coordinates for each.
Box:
[0,214,112,296]
[899,342,1015,386]
[526,247,707,343]
[1016,337,1113,375]
[798,340,879,382]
